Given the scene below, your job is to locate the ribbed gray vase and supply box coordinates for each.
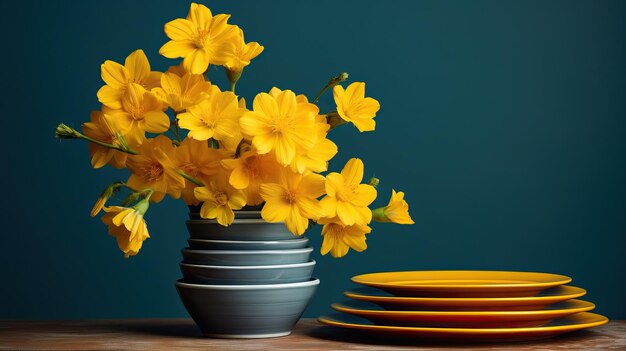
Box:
[177,208,318,338]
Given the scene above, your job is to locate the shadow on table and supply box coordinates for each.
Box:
[102,320,203,338]
[305,325,599,348]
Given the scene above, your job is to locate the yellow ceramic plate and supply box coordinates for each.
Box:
[318,312,608,341]
[352,271,572,297]
[331,299,594,328]
[344,285,586,311]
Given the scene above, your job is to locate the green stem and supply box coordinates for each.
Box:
[55,124,138,155]
[371,207,389,222]
[85,134,137,155]
[177,170,204,187]
[312,72,349,103]
[171,119,182,143]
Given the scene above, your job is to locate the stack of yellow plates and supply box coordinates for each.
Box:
[318,271,608,342]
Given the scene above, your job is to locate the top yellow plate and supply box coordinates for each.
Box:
[352,271,572,298]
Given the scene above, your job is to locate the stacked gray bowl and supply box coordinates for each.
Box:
[176,210,319,338]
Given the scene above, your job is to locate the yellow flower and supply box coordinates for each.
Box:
[152,72,212,112]
[260,170,326,235]
[225,29,264,73]
[177,85,243,141]
[373,189,415,224]
[101,204,150,258]
[283,93,337,173]
[320,219,372,258]
[333,82,380,132]
[160,3,240,74]
[170,138,228,205]
[240,89,317,165]
[97,50,162,109]
[222,150,281,206]
[320,158,377,226]
[81,111,131,168]
[125,136,185,202]
[103,83,170,145]
[194,175,247,226]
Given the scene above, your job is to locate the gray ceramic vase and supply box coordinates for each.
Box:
[178,209,318,338]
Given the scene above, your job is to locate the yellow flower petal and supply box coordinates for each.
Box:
[336,201,360,225]
[299,173,326,198]
[97,85,124,109]
[124,50,150,83]
[229,166,249,189]
[183,48,209,74]
[286,208,309,235]
[101,60,128,89]
[216,207,235,226]
[187,3,213,29]
[324,173,343,198]
[261,199,290,222]
[274,136,296,165]
[352,184,377,207]
[320,230,335,255]
[253,93,280,117]
[164,18,196,41]
[142,111,170,133]
[160,40,197,58]
[341,158,364,185]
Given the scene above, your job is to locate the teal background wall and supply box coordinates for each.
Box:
[2,0,625,319]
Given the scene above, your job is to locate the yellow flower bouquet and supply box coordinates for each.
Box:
[55,3,413,259]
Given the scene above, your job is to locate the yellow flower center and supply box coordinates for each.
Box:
[244,157,260,178]
[283,191,298,204]
[128,105,145,121]
[337,184,357,202]
[142,162,164,182]
[270,116,291,134]
[200,112,218,129]
[194,29,212,49]
[214,192,228,206]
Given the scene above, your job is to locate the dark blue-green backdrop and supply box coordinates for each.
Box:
[2,0,625,320]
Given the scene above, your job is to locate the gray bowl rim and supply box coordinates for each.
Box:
[180,259,316,270]
[187,237,309,245]
[181,247,313,255]
[187,219,283,225]
[176,277,320,290]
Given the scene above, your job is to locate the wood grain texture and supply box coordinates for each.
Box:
[0,319,624,350]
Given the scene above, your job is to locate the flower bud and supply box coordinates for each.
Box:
[226,68,243,87]
[331,72,349,85]
[368,177,380,188]
[91,182,123,217]
[55,123,80,139]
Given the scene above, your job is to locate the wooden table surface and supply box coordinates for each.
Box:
[0,319,624,350]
